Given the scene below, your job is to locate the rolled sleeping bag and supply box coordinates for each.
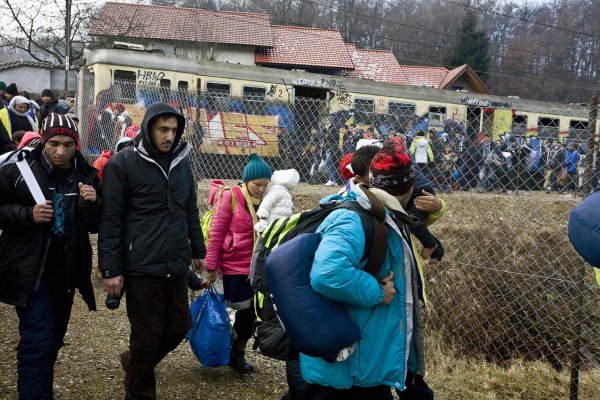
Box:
[265,232,360,362]
[568,192,600,267]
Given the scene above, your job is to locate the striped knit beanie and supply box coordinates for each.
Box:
[41,113,80,146]
[242,153,272,182]
[369,144,415,196]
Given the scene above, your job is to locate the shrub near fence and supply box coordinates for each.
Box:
[79,77,600,396]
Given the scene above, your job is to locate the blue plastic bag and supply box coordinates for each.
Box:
[187,285,231,367]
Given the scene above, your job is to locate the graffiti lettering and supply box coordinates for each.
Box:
[461,96,512,108]
[291,78,347,91]
[334,90,351,106]
[267,85,277,96]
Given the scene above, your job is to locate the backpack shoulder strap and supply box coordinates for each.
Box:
[16,157,46,205]
[338,187,388,279]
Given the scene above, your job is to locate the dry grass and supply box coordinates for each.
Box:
[1,184,599,399]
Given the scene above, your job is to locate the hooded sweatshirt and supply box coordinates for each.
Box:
[134,102,186,174]
[0,96,37,136]
[99,103,204,278]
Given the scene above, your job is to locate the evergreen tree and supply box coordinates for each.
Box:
[444,9,490,81]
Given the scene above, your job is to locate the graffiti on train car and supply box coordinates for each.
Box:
[137,70,167,86]
[197,110,280,157]
[461,96,512,109]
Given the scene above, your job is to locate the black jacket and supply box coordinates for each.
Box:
[98,103,205,279]
[0,120,13,154]
[0,148,101,309]
[39,98,65,123]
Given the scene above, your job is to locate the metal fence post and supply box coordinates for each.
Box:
[584,97,598,195]
[569,259,587,400]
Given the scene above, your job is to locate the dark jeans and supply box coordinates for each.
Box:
[124,274,191,400]
[16,276,75,400]
[282,359,393,400]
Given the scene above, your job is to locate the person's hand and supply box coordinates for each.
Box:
[414,190,442,213]
[201,270,218,289]
[420,245,438,260]
[192,259,206,272]
[103,275,124,297]
[78,182,96,203]
[254,219,268,233]
[380,271,396,305]
[33,201,53,224]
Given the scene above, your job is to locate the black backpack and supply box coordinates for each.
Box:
[250,186,388,361]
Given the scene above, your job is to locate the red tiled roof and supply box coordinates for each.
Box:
[90,2,273,47]
[397,65,449,87]
[255,26,354,69]
[441,64,491,94]
[440,64,468,88]
[344,45,409,85]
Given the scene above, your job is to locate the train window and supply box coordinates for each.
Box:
[160,79,171,89]
[158,79,171,103]
[205,82,231,112]
[388,102,415,117]
[428,106,446,128]
[178,81,189,91]
[242,86,266,115]
[243,86,266,100]
[354,98,374,125]
[569,120,588,142]
[206,82,231,97]
[113,70,136,103]
[538,117,559,139]
[512,115,527,136]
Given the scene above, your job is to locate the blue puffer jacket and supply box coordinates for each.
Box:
[299,191,414,391]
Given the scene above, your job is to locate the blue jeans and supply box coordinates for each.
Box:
[16,276,75,400]
[324,151,340,184]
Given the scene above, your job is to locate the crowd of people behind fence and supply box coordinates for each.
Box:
[1,79,599,400]
[299,119,600,195]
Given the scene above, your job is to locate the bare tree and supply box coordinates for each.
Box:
[0,0,100,65]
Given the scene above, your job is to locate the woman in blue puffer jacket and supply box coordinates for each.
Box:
[296,144,419,399]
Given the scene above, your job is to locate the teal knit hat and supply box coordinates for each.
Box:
[242,153,272,182]
[0,81,6,91]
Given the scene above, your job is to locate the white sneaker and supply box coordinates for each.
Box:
[324,180,337,187]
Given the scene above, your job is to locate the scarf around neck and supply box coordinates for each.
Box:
[241,182,261,243]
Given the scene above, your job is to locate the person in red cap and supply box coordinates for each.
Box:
[0,112,101,399]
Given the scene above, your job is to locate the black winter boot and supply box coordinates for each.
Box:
[229,341,255,374]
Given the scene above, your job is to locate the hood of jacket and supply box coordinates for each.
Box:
[271,168,300,190]
[134,102,186,160]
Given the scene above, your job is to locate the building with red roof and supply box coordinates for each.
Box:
[90,2,490,93]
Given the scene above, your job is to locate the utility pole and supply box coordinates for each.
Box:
[64,0,71,94]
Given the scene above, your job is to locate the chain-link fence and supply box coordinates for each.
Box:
[78,75,600,397]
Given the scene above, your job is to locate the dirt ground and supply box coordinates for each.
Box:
[1,185,595,400]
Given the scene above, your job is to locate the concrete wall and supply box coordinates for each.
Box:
[0,66,76,96]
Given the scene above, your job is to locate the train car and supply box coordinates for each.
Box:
[79,47,598,161]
